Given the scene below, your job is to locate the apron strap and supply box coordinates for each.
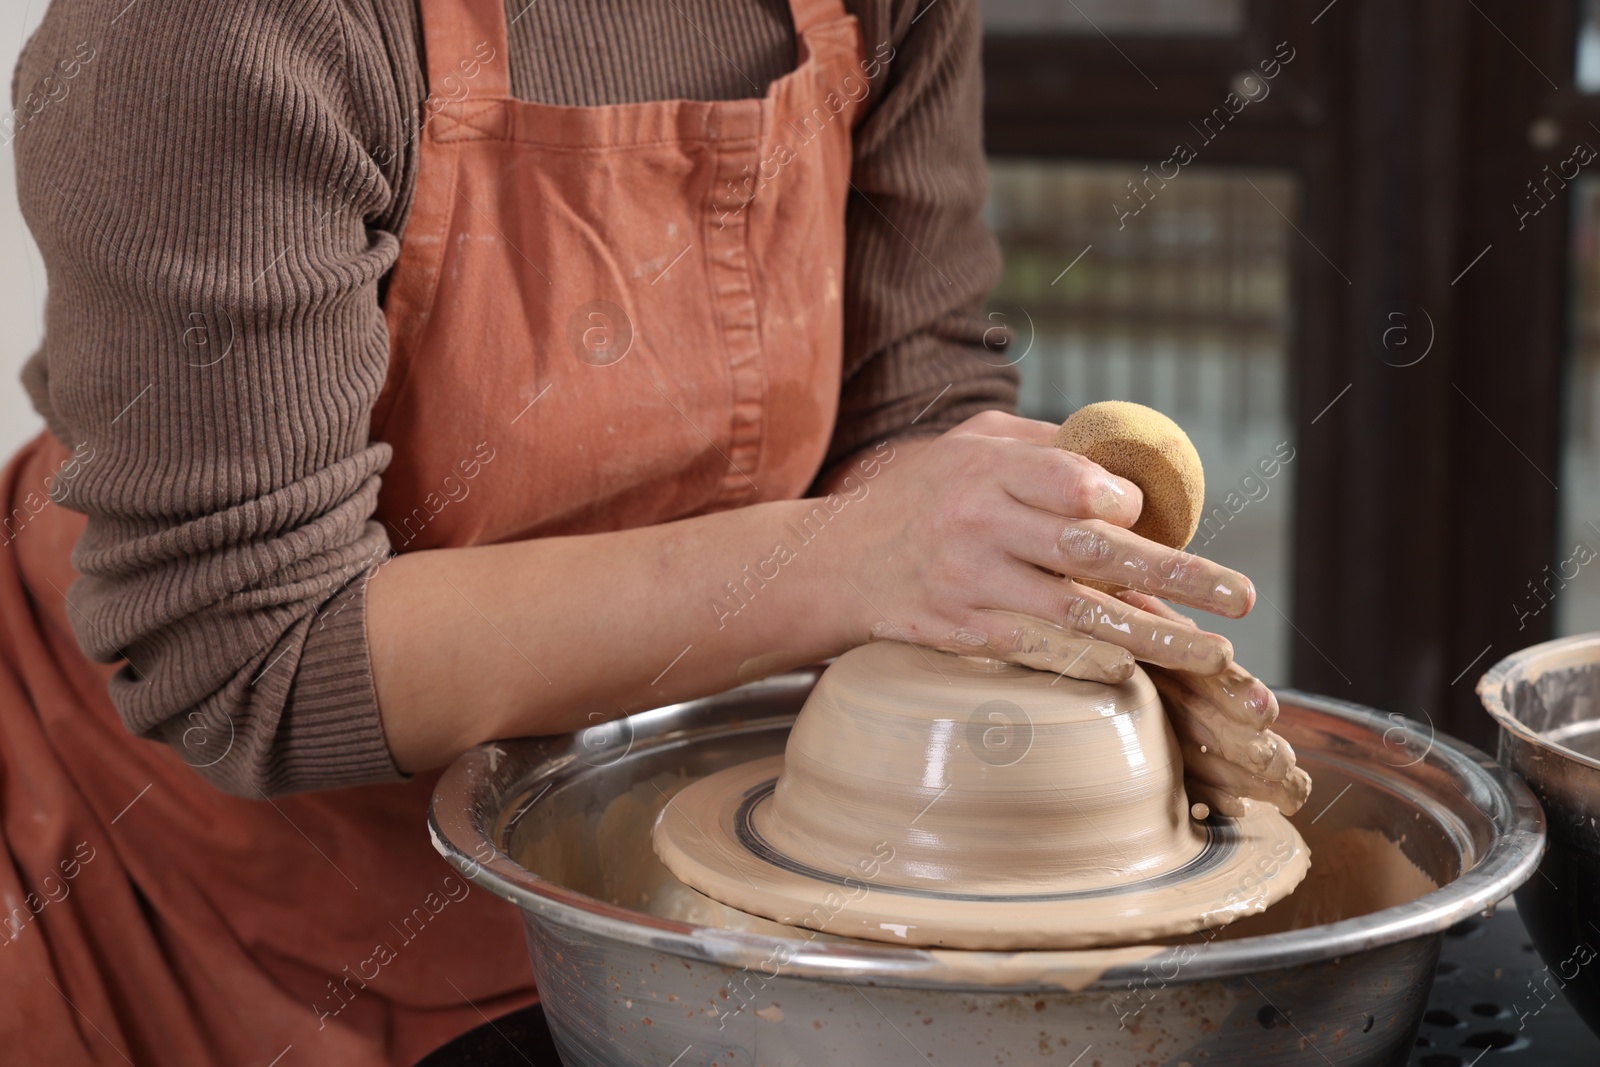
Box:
[420,0,512,100]
[787,0,850,36]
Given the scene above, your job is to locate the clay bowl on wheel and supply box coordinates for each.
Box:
[651,639,1308,949]
[1480,634,1600,1038]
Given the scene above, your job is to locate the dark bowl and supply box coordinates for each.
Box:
[1480,635,1600,1037]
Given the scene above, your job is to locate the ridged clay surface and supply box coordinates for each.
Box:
[653,642,1308,949]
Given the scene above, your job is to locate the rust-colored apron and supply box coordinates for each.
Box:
[0,0,863,1061]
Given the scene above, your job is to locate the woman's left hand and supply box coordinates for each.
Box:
[1117,590,1313,817]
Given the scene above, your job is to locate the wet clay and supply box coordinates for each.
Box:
[652,641,1309,949]
[763,643,1204,891]
[519,769,1165,988]
[1145,658,1315,818]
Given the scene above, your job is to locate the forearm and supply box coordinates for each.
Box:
[368,493,873,772]
[816,434,934,493]
[370,413,1259,782]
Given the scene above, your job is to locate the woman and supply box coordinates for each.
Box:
[0,0,1299,1063]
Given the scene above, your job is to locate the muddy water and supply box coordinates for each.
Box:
[521,773,820,938]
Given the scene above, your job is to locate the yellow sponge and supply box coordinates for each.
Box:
[1054,401,1205,550]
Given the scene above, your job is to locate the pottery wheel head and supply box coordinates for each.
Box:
[652,642,1309,950]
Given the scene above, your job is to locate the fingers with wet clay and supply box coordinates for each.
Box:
[1149,659,1281,735]
[1004,562,1233,675]
[1118,590,1313,816]
[965,609,1136,683]
[1153,671,1294,778]
[1178,740,1313,818]
[1013,514,1253,618]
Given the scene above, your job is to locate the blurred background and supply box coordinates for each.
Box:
[971,0,1600,748]
[3,0,1598,747]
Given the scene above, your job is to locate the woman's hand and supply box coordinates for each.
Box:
[1117,590,1312,816]
[836,410,1253,683]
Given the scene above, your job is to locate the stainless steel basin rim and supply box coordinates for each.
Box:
[429,678,1545,992]
[1479,632,1600,774]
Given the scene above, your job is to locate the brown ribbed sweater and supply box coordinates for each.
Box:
[12,0,1013,795]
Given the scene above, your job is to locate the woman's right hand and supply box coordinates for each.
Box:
[836,411,1253,683]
